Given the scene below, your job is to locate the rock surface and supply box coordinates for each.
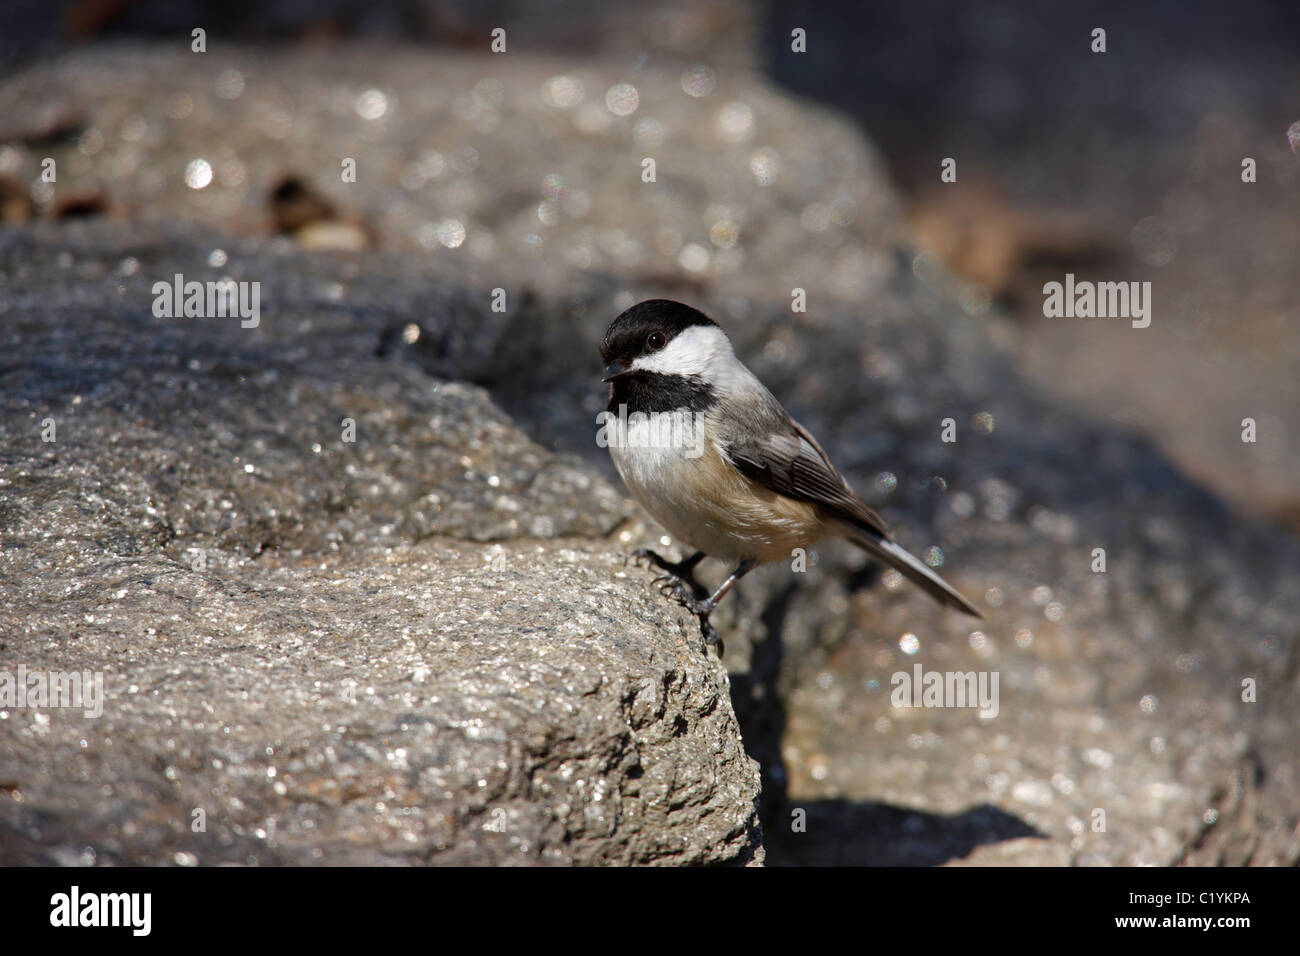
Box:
[1,41,1297,867]
[0,221,762,865]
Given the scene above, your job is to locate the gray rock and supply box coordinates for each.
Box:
[0,538,761,865]
[0,222,762,865]
[1,40,1296,868]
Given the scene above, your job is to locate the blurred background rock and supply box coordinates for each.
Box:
[3,0,1295,523]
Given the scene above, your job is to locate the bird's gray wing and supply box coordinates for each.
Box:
[724,417,892,540]
[725,417,982,617]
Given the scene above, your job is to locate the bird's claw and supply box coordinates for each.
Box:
[697,615,722,656]
[662,583,722,655]
[629,548,664,570]
[654,574,704,612]
[628,549,720,657]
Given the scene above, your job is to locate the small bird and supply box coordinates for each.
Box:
[600,299,980,651]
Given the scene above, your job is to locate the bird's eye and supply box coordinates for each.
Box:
[646,331,667,352]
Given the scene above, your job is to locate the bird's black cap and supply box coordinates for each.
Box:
[599,299,719,367]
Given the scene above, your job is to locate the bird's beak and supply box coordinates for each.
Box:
[602,362,632,383]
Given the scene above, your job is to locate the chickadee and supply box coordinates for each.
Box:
[600,299,980,649]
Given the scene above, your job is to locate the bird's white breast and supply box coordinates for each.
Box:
[608,410,825,565]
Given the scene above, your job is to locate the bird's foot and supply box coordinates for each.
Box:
[653,576,722,656]
[697,614,723,657]
[628,547,671,572]
[630,548,701,580]
[631,549,709,607]
[628,549,720,657]
[653,572,710,611]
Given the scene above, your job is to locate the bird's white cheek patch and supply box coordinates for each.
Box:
[631,325,730,379]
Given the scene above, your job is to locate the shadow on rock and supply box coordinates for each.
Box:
[765,800,1045,867]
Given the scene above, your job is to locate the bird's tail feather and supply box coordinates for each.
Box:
[844,528,982,618]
